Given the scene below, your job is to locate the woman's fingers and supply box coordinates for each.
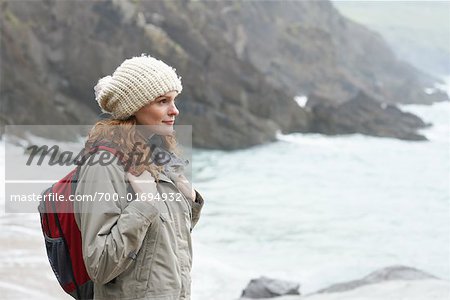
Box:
[127,171,155,183]
[127,171,157,193]
[179,176,195,200]
[128,171,195,201]
[172,176,196,201]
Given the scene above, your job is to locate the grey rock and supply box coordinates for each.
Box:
[307,91,430,141]
[315,265,439,294]
[241,276,300,299]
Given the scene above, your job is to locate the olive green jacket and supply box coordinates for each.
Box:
[74,151,204,300]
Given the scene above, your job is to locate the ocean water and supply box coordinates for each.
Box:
[0,90,449,299]
[190,101,450,299]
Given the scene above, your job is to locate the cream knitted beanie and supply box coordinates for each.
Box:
[94,54,183,119]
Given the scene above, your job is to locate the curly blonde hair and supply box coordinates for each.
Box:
[82,116,180,181]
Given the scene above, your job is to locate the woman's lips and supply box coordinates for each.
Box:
[162,120,174,125]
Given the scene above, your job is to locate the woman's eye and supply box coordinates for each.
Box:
[159,99,167,104]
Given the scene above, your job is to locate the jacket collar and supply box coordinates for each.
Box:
[157,171,175,184]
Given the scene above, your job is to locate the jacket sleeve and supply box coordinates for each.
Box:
[74,155,160,285]
[190,189,204,232]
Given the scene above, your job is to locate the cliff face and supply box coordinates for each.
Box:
[333,1,450,77]
[0,0,445,149]
[207,0,446,104]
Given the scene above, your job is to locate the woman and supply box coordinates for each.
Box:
[74,54,204,300]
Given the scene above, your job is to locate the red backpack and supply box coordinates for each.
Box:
[38,144,122,299]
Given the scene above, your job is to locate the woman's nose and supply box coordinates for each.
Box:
[169,103,179,116]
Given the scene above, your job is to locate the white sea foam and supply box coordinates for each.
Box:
[294,95,308,108]
[191,99,450,298]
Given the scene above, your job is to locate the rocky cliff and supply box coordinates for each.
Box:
[0,0,446,149]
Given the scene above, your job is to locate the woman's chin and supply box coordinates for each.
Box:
[136,124,174,136]
[153,124,174,136]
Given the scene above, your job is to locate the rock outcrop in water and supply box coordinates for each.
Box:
[1,0,447,149]
[307,91,431,141]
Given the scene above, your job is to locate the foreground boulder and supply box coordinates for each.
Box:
[303,279,449,300]
[239,265,449,300]
[241,276,300,299]
[315,265,438,294]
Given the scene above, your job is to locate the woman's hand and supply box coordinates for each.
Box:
[169,173,196,202]
[127,171,157,194]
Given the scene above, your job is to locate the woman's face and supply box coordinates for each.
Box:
[135,90,180,136]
